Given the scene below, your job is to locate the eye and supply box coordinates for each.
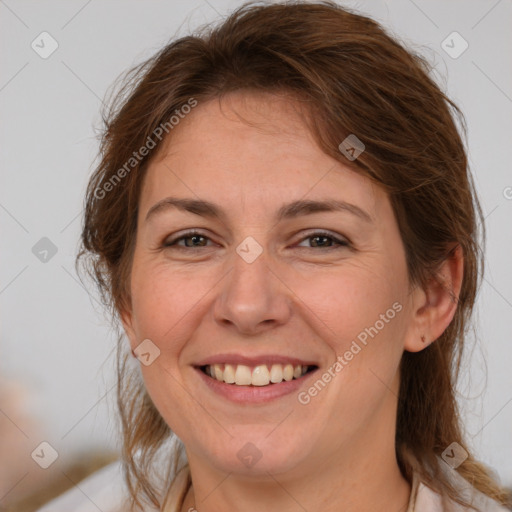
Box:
[163,230,214,249]
[296,231,350,249]
[162,229,350,251]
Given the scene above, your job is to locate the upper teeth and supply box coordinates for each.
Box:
[205,363,309,386]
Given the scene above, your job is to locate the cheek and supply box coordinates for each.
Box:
[128,263,205,432]
[129,261,214,343]
[298,263,408,419]
[297,263,406,350]
[302,268,407,439]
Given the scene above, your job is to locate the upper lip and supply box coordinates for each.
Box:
[194,353,319,367]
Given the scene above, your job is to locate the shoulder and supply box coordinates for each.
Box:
[414,464,510,512]
[416,481,509,511]
[34,460,151,512]
[34,458,189,512]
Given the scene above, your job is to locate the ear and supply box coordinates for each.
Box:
[120,305,137,348]
[404,244,464,353]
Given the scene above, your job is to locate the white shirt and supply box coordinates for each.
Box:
[35,459,508,512]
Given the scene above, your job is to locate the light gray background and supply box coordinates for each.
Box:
[1,0,511,493]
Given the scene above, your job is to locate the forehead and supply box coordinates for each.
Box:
[139,91,383,221]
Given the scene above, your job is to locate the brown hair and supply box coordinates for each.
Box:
[77,1,509,510]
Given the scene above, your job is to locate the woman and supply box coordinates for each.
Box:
[38,1,510,511]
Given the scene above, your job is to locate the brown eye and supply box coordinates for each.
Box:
[297,231,349,249]
[164,231,213,249]
[181,234,208,247]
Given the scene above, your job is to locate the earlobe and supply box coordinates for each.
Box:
[404,244,464,353]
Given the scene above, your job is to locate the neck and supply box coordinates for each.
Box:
[181,453,410,512]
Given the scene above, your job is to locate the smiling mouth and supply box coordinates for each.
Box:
[199,363,318,387]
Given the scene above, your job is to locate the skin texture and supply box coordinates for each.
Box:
[121,91,463,512]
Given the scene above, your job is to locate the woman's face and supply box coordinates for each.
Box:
[122,91,419,477]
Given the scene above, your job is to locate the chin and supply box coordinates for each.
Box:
[196,433,311,477]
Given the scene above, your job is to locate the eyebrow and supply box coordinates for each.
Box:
[145,196,373,224]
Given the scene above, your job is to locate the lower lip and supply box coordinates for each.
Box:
[194,367,318,404]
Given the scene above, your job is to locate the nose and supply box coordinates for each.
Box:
[212,248,292,336]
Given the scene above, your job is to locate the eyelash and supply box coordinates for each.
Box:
[163,230,350,251]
